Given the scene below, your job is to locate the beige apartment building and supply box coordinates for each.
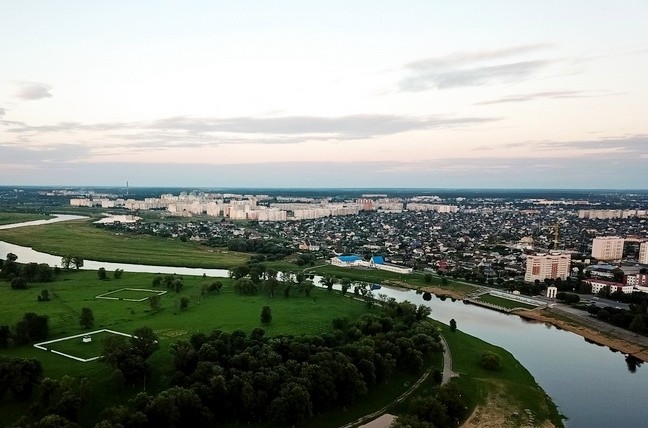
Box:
[639,241,648,265]
[524,253,571,282]
[591,236,625,261]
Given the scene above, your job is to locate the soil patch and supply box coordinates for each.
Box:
[461,390,556,428]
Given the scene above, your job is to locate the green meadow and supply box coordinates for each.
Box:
[0,269,373,425]
[0,212,51,225]
[0,218,249,269]
[477,293,537,310]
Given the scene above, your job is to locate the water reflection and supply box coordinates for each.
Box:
[626,355,643,373]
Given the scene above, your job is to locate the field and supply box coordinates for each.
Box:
[35,330,133,361]
[0,212,51,225]
[0,218,250,269]
[477,293,537,310]
[95,288,167,301]
[437,322,564,427]
[0,269,374,426]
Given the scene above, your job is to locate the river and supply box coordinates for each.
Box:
[1,216,647,427]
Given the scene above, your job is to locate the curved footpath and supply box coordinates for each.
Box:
[345,334,457,428]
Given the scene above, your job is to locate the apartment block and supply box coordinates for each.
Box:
[524,253,571,282]
[591,236,624,261]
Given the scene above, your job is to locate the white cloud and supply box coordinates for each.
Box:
[15,82,53,100]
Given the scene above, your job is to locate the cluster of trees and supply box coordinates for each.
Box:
[95,299,442,427]
[229,265,317,299]
[0,356,43,401]
[391,383,468,428]
[152,274,184,293]
[97,267,124,280]
[224,238,293,258]
[3,362,92,428]
[587,303,648,334]
[102,326,160,387]
[1,253,56,290]
[60,255,84,270]
[1,312,50,347]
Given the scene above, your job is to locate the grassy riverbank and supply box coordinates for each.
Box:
[0,212,51,225]
[0,219,249,269]
[437,322,564,428]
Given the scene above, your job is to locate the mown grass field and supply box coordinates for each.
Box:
[436,322,564,427]
[477,293,537,310]
[0,218,250,269]
[0,212,51,225]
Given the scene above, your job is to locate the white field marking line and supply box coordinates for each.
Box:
[95,288,167,302]
[33,329,137,363]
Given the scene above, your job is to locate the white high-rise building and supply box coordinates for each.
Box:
[524,253,571,282]
[591,236,624,261]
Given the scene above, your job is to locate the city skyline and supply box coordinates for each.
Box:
[1,1,647,188]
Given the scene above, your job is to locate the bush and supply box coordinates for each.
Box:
[260,306,272,324]
[11,277,28,290]
[480,350,501,370]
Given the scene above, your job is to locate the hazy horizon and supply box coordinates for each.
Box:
[1,2,647,188]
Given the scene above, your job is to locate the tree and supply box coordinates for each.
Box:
[14,313,49,343]
[322,276,338,291]
[234,278,258,295]
[71,257,84,270]
[6,252,18,262]
[208,281,223,293]
[340,278,352,295]
[0,356,43,400]
[97,268,107,280]
[149,294,161,312]
[113,269,124,279]
[131,326,159,359]
[260,306,272,324]
[179,296,190,311]
[11,277,28,289]
[480,350,501,370]
[449,318,457,332]
[61,256,72,270]
[38,289,50,302]
[629,315,646,334]
[79,308,94,329]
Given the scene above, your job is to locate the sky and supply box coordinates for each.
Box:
[1,1,647,189]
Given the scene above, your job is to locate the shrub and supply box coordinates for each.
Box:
[480,350,501,370]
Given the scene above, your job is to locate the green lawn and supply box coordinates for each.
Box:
[437,322,564,427]
[41,330,125,360]
[0,219,250,269]
[96,287,166,301]
[477,293,537,310]
[0,212,51,225]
